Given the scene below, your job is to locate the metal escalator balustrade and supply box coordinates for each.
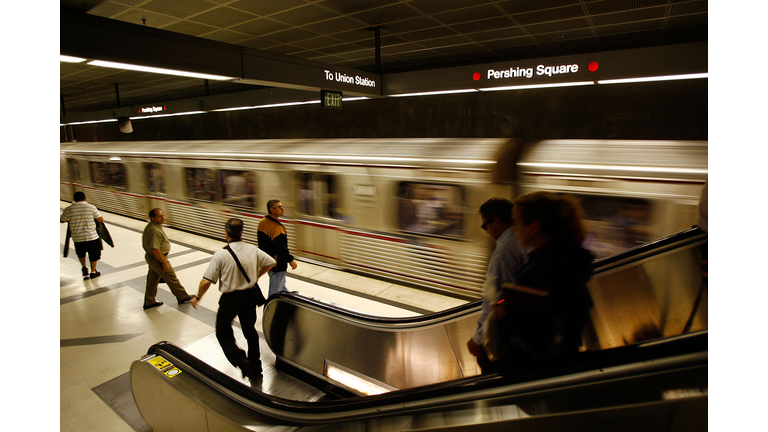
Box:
[130,227,707,431]
[264,228,707,392]
[130,332,707,431]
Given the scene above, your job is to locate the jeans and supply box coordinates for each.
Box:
[267,270,288,297]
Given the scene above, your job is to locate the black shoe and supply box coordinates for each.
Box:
[82,267,89,280]
[89,271,101,279]
[143,301,163,310]
[240,359,262,381]
[178,295,196,305]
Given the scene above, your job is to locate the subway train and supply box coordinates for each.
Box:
[59,138,707,298]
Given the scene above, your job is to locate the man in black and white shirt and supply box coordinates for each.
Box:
[192,218,275,380]
[60,191,104,280]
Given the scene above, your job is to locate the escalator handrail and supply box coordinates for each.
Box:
[591,228,706,272]
[265,290,482,328]
[141,330,707,424]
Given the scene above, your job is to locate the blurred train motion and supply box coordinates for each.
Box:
[60,138,707,298]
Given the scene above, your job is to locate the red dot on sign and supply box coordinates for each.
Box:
[588,62,599,72]
[472,72,481,81]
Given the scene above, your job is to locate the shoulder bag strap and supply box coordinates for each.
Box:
[224,245,251,283]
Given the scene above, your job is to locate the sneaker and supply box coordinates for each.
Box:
[89,271,101,279]
[143,301,163,310]
[178,295,196,305]
[82,267,89,280]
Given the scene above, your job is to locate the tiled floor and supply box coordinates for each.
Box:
[59,204,467,432]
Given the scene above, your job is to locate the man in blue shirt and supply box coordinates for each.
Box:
[467,198,527,374]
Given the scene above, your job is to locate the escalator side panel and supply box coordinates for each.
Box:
[130,360,254,432]
[264,300,475,390]
[587,240,707,350]
[265,231,707,391]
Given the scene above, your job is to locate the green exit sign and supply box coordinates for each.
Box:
[321,90,342,108]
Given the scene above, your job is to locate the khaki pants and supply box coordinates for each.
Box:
[144,252,190,305]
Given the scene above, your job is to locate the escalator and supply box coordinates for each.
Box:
[130,229,707,431]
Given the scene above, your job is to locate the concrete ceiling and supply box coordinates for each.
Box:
[60,0,707,115]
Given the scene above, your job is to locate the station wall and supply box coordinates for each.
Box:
[61,78,706,142]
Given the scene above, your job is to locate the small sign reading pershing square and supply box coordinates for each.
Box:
[321,90,343,108]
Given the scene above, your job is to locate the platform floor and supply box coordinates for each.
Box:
[59,204,468,432]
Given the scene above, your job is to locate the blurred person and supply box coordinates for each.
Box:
[141,208,196,310]
[258,199,298,296]
[494,192,594,374]
[467,198,527,374]
[224,172,247,206]
[192,218,275,380]
[60,191,104,280]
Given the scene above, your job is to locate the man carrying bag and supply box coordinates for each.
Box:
[192,218,275,380]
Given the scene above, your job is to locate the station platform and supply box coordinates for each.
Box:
[59,204,468,432]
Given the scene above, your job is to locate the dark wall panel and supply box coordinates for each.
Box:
[64,79,706,142]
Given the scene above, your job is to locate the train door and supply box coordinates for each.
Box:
[294,172,342,265]
[144,162,168,222]
[62,157,83,202]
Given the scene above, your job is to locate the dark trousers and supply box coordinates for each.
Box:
[477,347,498,374]
[216,288,260,370]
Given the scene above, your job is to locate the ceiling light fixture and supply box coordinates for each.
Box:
[60,55,87,63]
[597,73,708,85]
[392,89,478,97]
[65,118,118,125]
[130,111,206,120]
[479,81,595,92]
[88,60,233,81]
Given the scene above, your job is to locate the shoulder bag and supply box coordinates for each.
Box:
[224,245,268,306]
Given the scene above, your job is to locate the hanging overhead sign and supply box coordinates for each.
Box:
[383,42,707,96]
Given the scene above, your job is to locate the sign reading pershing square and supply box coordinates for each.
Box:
[382,42,707,95]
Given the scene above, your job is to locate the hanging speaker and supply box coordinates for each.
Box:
[118,116,133,133]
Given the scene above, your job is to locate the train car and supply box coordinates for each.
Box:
[60,139,707,298]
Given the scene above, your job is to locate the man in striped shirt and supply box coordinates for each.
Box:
[61,191,104,280]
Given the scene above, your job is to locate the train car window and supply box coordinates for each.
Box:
[145,163,165,194]
[577,195,653,258]
[219,170,257,208]
[185,167,216,202]
[107,163,127,189]
[66,158,81,182]
[89,162,108,186]
[296,173,340,219]
[397,182,466,238]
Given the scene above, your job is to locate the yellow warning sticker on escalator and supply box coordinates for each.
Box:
[164,367,182,378]
[148,356,182,377]
[148,356,171,370]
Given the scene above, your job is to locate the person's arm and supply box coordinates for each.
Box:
[274,232,297,270]
[151,248,171,272]
[96,216,104,223]
[191,280,212,309]
[258,263,275,279]
[467,337,483,356]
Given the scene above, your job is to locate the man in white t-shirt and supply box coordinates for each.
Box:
[60,191,104,280]
[192,218,275,380]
